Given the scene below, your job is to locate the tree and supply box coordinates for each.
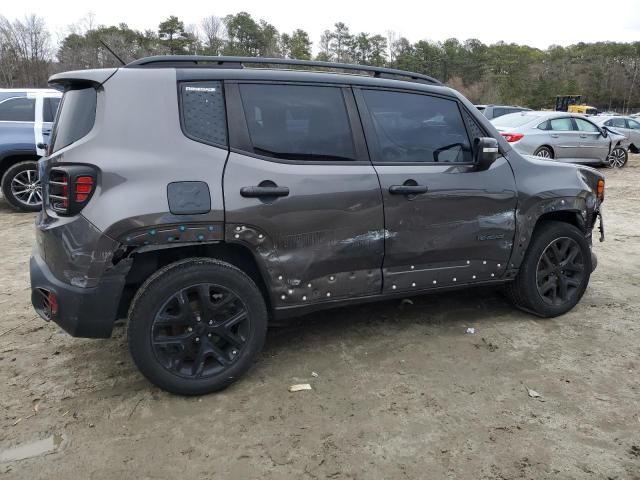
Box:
[0,14,52,87]
[330,22,352,63]
[201,15,225,55]
[282,29,311,60]
[224,12,260,56]
[158,16,192,54]
[316,30,333,61]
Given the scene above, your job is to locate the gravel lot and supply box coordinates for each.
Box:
[1,157,639,479]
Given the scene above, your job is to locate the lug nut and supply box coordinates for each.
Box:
[195,337,200,342]
[209,320,213,325]
[187,327,193,332]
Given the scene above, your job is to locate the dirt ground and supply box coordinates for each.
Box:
[1,157,639,480]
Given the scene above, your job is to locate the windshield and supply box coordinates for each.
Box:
[491,113,537,128]
[50,87,97,153]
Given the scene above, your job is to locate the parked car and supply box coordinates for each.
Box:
[31,56,605,395]
[0,89,62,211]
[592,115,640,154]
[491,111,629,167]
[478,104,532,120]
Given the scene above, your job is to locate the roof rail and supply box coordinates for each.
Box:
[125,55,442,85]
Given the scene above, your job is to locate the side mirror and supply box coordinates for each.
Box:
[600,127,608,138]
[37,142,48,150]
[473,137,499,170]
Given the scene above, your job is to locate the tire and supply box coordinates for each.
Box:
[128,258,268,395]
[607,147,627,168]
[505,221,591,317]
[1,161,42,212]
[533,146,554,159]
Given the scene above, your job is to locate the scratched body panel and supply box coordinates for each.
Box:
[223,152,385,306]
[374,157,518,292]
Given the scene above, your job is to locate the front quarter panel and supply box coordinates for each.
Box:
[506,152,603,269]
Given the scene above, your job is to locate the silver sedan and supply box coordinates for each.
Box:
[491,111,629,167]
[591,115,640,155]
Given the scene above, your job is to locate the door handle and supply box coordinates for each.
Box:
[240,186,289,198]
[579,134,588,138]
[550,134,559,138]
[389,185,428,195]
[43,129,51,135]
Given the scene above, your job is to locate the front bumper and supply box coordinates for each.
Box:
[30,252,130,338]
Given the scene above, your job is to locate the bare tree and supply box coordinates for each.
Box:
[0,14,53,87]
[201,15,225,55]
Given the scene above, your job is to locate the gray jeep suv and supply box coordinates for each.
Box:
[30,56,605,395]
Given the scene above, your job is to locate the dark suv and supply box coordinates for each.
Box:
[30,57,605,395]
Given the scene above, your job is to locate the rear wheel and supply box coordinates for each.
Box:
[128,258,268,395]
[506,221,591,317]
[1,161,42,211]
[607,147,627,168]
[534,146,554,159]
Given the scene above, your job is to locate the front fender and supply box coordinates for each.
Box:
[506,152,603,270]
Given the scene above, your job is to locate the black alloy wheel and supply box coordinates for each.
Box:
[535,237,585,306]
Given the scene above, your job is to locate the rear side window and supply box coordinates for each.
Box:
[43,97,61,123]
[51,87,96,153]
[628,119,640,129]
[239,84,355,161]
[0,97,35,121]
[362,90,472,163]
[180,81,227,146]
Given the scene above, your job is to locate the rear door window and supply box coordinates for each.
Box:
[606,118,626,128]
[179,81,227,146]
[0,97,35,122]
[550,118,574,131]
[361,89,472,163]
[239,84,355,161]
[627,119,640,130]
[50,87,97,153]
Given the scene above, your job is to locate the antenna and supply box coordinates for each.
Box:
[99,39,126,66]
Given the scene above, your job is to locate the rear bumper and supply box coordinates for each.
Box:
[30,252,130,338]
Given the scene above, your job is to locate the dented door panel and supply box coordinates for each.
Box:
[223,153,384,307]
[376,157,518,292]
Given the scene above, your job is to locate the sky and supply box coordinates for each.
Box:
[4,0,640,50]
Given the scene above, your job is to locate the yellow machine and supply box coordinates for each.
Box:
[568,104,598,115]
[555,95,598,115]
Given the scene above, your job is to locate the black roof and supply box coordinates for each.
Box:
[125,55,442,86]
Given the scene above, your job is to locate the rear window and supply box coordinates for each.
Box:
[50,87,96,153]
[0,97,35,122]
[43,97,60,123]
[239,84,355,161]
[491,113,537,128]
[179,81,227,146]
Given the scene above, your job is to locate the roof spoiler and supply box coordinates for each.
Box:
[48,68,119,91]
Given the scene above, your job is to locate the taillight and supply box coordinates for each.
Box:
[48,166,97,215]
[597,178,605,202]
[501,132,524,143]
[75,176,94,203]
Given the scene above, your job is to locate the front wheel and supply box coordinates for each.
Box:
[128,258,268,395]
[607,147,627,168]
[505,221,591,317]
[1,161,42,211]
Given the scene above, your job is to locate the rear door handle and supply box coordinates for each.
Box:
[550,134,560,138]
[389,185,428,195]
[240,186,289,198]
